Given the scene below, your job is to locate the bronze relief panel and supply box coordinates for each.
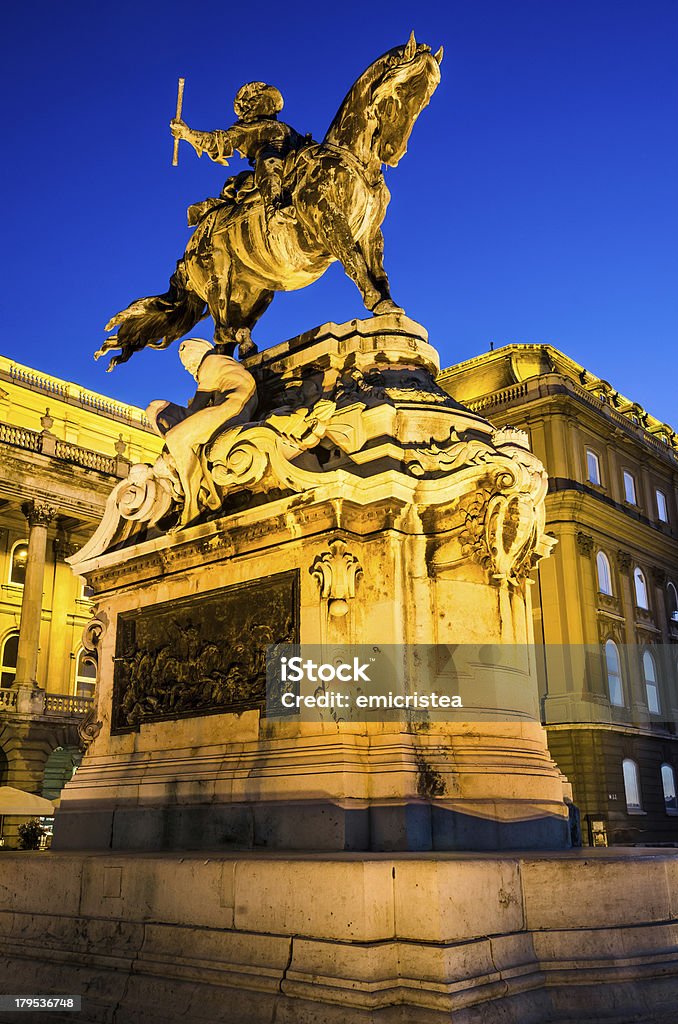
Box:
[111,570,299,733]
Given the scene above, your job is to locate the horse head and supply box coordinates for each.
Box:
[325,32,442,169]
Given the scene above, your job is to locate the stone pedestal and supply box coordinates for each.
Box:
[2,848,678,1024]
[55,315,569,852]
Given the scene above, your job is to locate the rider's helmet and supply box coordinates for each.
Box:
[233,82,284,121]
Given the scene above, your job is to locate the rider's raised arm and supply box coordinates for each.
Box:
[170,120,236,165]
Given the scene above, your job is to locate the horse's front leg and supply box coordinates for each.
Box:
[361,228,404,316]
[317,206,385,313]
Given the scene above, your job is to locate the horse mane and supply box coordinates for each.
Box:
[324,46,401,149]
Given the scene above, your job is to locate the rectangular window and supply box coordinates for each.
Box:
[656,490,669,523]
[586,449,601,485]
[623,470,636,505]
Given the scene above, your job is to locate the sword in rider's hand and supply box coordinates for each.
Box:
[172,77,185,167]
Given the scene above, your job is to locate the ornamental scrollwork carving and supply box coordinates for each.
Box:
[69,399,338,567]
[459,449,555,587]
[310,539,363,617]
[79,707,103,749]
[405,431,496,477]
[77,612,107,748]
[405,425,535,480]
[82,612,107,660]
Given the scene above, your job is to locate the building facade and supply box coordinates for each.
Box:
[0,355,161,843]
[439,345,678,845]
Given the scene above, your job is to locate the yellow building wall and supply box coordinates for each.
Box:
[0,356,163,697]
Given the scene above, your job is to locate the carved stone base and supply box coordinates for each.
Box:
[57,316,567,852]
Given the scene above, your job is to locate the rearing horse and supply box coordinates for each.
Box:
[96,35,442,371]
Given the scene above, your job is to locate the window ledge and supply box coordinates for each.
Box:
[626,808,647,816]
[666,809,678,817]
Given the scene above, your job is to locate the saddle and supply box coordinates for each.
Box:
[186,144,317,227]
[187,171,256,227]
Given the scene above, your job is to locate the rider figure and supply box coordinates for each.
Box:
[171,82,306,225]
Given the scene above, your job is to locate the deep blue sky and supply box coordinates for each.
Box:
[2,1,676,423]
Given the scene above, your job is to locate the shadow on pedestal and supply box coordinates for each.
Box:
[53,800,570,853]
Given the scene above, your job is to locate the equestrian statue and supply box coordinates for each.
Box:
[95,33,442,371]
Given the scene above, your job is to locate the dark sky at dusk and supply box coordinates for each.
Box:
[2,1,677,423]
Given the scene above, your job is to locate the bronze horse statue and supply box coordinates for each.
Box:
[96,35,442,371]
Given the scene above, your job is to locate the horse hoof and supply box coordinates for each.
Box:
[372,300,405,316]
[238,338,258,358]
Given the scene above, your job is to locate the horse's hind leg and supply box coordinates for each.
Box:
[208,270,274,358]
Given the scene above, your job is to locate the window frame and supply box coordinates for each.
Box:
[667,582,678,623]
[622,470,637,505]
[656,489,669,523]
[1,631,19,688]
[605,639,624,707]
[8,539,29,587]
[596,551,613,596]
[586,448,602,486]
[622,758,643,812]
[642,650,660,714]
[661,763,678,815]
[73,648,96,700]
[633,567,649,610]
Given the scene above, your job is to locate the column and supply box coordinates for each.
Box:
[14,500,56,688]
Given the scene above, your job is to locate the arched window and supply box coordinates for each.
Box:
[643,651,660,714]
[8,540,28,586]
[596,551,613,595]
[1,632,19,688]
[605,639,624,706]
[661,764,677,814]
[622,758,642,811]
[634,567,649,610]
[667,582,678,623]
[586,449,601,485]
[74,650,96,700]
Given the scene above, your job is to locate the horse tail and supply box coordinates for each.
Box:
[94,261,207,371]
